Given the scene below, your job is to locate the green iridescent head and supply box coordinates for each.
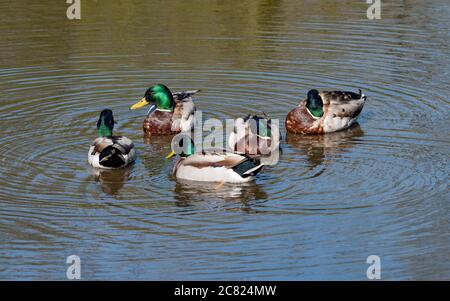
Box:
[97,109,115,138]
[130,84,174,113]
[166,135,195,159]
[181,138,195,157]
[306,89,324,118]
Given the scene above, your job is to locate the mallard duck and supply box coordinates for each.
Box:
[229,114,281,155]
[166,136,264,183]
[130,84,199,135]
[285,89,366,134]
[88,109,136,169]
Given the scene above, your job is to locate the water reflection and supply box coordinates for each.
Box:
[286,124,364,168]
[173,179,268,208]
[142,134,174,147]
[90,166,134,195]
[0,0,449,281]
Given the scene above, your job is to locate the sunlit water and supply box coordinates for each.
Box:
[0,0,449,280]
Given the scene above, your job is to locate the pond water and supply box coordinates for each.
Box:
[0,0,449,280]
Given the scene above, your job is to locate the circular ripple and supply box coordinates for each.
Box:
[0,0,449,280]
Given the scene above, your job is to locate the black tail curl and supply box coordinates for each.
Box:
[99,146,125,168]
[232,156,264,178]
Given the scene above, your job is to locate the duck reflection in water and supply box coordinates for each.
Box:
[142,133,174,146]
[286,123,364,169]
[173,179,268,210]
[90,165,134,195]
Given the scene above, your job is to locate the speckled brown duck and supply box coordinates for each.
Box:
[285,89,366,134]
[130,84,199,136]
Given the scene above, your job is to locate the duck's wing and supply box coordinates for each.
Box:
[321,90,366,104]
[321,90,367,118]
[97,136,135,168]
[172,97,196,132]
[172,90,201,102]
[182,152,264,178]
[111,136,135,155]
[90,137,113,155]
[181,152,243,168]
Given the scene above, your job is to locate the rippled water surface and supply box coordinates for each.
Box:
[0,0,449,280]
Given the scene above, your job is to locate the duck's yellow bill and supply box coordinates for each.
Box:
[166,150,176,159]
[130,98,149,110]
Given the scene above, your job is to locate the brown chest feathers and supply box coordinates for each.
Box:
[143,110,180,136]
[285,104,324,135]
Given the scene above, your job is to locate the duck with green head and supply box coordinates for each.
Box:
[130,84,199,136]
[166,135,265,183]
[88,109,136,169]
[229,114,281,165]
[286,89,367,134]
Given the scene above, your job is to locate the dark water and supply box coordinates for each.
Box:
[0,0,449,280]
